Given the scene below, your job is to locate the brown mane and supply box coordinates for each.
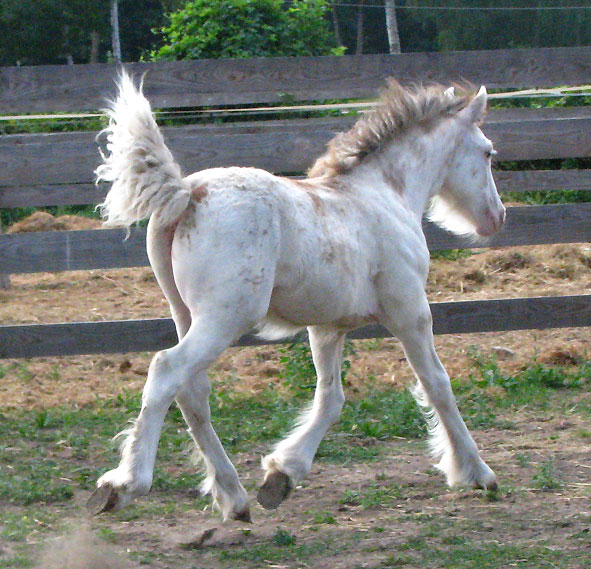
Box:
[308,80,474,178]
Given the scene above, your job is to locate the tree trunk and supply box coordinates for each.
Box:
[111,0,122,63]
[90,31,100,64]
[356,0,366,55]
[330,3,343,48]
[385,0,401,54]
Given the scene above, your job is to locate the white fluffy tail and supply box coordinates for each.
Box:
[95,70,190,228]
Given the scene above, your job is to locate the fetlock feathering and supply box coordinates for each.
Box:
[95,70,190,228]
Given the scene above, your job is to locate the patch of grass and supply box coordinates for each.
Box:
[430,248,474,261]
[1,349,587,512]
[533,458,563,491]
[0,511,57,542]
[0,553,35,569]
[278,341,317,393]
[382,540,574,568]
[217,536,329,564]
[452,349,590,427]
[309,509,337,525]
[271,527,297,546]
[514,452,531,467]
[0,376,426,508]
[340,480,403,509]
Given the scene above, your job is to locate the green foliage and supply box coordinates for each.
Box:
[310,509,337,524]
[533,458,563,491]
[272,527,297,546]
[152,0,342,60]
[467,347,586,393]
[279,341,317,394]
[340,480,403,509]
[417,0,591,52]
[0,0,169,65]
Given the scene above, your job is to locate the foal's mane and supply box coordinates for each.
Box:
[308,80,473,178]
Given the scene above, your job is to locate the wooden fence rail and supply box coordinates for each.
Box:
[2,110,591,188]
[1,295,589,360]
[2,46,591,113]
[1,203,590,274]
[0,47,590,359]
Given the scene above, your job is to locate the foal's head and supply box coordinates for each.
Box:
[309,81,505,238]
[428,86,506,237]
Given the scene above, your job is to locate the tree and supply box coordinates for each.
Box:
[152,0,343,60]
[355,0,366,55]
[0,1,171,65]
[384,0,401,54]
[111,0,121,62]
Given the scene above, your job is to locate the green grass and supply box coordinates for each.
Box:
[380,542,577,568]
[340,480,404,509]
[533,458,564,491]
[216,536,330,565]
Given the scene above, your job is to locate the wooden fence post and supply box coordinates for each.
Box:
[0,226,11,289]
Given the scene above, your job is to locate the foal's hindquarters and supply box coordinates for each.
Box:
[90,180,284,520]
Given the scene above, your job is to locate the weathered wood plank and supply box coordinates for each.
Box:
[1,204,589,274]
[1,295,589,359]
[2,47,591,113]
[2,112,591,187]
[0,226,147,273]
[3,169,590,209]
[482,118,591,161]
[424,202,591,251]
[0,183,104,208]
[494,169,591,194]
[487,106,591,123]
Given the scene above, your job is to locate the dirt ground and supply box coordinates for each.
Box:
[23,412,591,569]
[1,214,590,568]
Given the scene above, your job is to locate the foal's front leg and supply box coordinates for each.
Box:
[258,328,346,509]
[383,297,497,490]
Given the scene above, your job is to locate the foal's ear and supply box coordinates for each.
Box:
[459,85,488,123]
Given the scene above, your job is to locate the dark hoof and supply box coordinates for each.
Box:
[257,471,292,510]
[473,479,498,492]
[232,508,252,523]
[86,484,119,515]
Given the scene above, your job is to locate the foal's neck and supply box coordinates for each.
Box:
[366,120,458,220]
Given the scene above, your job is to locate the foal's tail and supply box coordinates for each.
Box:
[95,70,190,229]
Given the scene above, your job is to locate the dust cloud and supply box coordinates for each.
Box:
[36,523,134,569]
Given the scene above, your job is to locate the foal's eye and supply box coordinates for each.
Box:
[486,149,497,159]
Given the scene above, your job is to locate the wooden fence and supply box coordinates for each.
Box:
[1,46,590,359]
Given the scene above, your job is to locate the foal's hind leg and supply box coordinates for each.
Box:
[176,373,250,521]
[258,328,346,509]
[87,317,244,515]
[382,296,497,490]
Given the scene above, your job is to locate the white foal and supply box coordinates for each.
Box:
[88,72,505,521]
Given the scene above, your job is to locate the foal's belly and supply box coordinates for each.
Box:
[267,277,380,329]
